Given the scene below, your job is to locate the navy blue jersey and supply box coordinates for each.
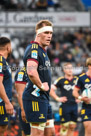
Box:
[23,41,51,103]
[76,73,91,108]
[54,76,77,103]
[0,55,12,102]
[15,67,28,84]
[75,73,91,92]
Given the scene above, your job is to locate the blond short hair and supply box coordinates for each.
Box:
[35,20,53,32]
[63,62,72,68]
[86,57,91,66]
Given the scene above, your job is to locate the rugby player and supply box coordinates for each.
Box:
[50,63,78,136]
[0,37,14,136]
[73,57,91,136]
[15,67,30,136]
[23,20,55,136]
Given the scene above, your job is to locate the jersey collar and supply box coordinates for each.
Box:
[30,41,46,52]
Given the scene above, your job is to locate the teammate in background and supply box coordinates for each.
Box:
[73,57,91,136]
[23,20,55,136]
[0,37,14,136]
[50,63,78,136]
[15,67,30,136]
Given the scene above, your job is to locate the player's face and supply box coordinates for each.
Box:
[64,64,73,76]
[39,31,53,47]
[88,64,91,70]
[7,43,12,57]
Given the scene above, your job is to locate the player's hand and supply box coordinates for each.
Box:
[21,109,26,122]
[41,82,49,91]
[56,96,67,103]
[75,99,81,103]
[82,97,91,104]
[5,102,14,115]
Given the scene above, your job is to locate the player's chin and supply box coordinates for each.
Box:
[46,42,50,46]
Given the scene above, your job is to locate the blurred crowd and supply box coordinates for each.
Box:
[0,0,61,11]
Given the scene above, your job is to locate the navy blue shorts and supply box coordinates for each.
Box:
[19,108,30,135]
[0,101,10,125]
[59,103,78,123]
[81,104,91,122]
[23,100,53,123]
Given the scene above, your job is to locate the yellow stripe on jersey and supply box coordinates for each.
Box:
[55,76,64,83]
[0,106,4,115]
[31,44,38,49]
[79,73,85,77]
[32,101,39,111]
[59,107,62,116]
[0,56,2,62]
[74,76,78,79]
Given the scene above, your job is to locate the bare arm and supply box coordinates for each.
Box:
[73,86,90,104]
[15,83,25,110]
[0,76,14,115]
[73,86,80,99]
[15,83,26,121]
[27,60,49,91]
[50,85,67,102]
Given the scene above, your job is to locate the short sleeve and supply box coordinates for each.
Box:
[15,70,27,84]
[27,44,39,64]
[0,56,5,77]
[53,78,61,88]
[75,77,82,89]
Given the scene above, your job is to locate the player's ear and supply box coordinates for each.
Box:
[7,43,10,51]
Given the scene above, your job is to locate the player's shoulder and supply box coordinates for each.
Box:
[74,76,78,79]
[31,42,39,50]
[0,55,6,64]
[17,68,25,75]
[20,67,26,72]
[55,76,64,82]
[79,73,86,78]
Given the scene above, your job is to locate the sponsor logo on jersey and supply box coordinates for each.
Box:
[0,63,2,72]
[64,85,75,91]
[45,61,50,67]
[85,84,91,89]
[17,72,24,81]
[31,50,38,59]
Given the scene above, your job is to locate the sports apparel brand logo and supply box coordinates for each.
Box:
[39,114,45,119]
[85,78,90,82]
[4,117,8,122]
[64,80,69,84]
[84,115,88,120]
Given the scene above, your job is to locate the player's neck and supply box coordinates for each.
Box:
[64,74,73,80]
[0,51,8,59]
[86,70,91,77]
[34,37,46,49]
